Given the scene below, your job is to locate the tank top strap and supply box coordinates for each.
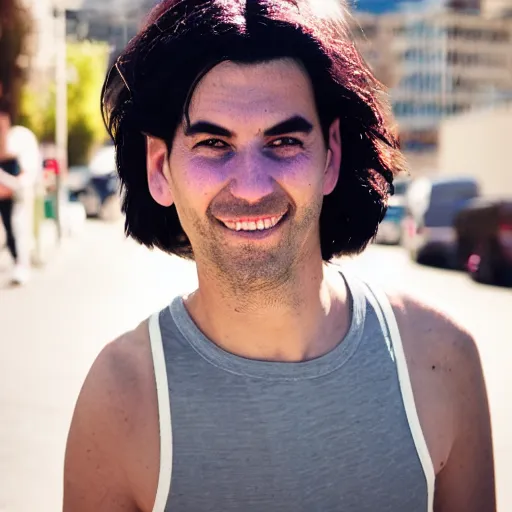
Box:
[358,278,435,512]
[337,266,368,331]
[148,312,173,512]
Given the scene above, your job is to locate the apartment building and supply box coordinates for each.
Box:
[351,10,512,148]
[21,0,87,78]
[19,0,52,74]
[17,0,159,89]
[66,0,158,47]
[481,0,512,17]
[438,101,512,195]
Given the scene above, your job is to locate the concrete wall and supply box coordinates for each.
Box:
[438,103,512,196]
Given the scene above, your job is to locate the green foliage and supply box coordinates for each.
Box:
[66,41,110,165]
[18,86,51,138]
[18,40,110,166]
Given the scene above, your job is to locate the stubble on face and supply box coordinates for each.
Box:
[166,59,334,306]
[186,192,323,304]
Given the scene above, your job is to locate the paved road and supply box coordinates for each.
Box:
[0,220,510,511]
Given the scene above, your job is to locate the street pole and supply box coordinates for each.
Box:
[54,5,68,242]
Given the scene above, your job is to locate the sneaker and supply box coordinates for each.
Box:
[11,264,31,286]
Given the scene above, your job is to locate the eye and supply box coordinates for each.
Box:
[194,139,229,149]
[268,137,304,149]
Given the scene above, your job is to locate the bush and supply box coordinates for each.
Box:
[19,40,110,166]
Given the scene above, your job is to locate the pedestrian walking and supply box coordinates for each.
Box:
[0,97,26,284]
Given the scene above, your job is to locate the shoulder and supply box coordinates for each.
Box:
[382,288,487,475]
[67,318,156,454]
[78,319,161,457]
[64,319,160,511]
[388,290,480,375]
[96,320,153,391]
[78,321,154,419]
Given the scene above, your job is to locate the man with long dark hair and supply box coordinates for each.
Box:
[64,1,495,511]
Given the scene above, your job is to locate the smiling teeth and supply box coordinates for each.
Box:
[223,215,285,232]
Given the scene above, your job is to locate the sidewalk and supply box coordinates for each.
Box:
[0,220,57,277]
[0,199,87,286]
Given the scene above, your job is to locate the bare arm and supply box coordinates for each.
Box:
[0,167,21,190]
[392,293,496,511]
[434,330,496,511]
[63,339,141,512]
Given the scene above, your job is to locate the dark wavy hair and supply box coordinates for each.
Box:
[101,0,405,261]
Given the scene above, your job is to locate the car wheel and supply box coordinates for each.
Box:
[79,187,101,218]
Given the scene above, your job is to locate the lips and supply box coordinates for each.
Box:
[220,213,286,232]
[209,194,291,234]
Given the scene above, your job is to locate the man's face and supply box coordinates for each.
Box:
[147,58,341,287]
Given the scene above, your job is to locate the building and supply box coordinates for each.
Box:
[351,10,512,152]
[481,0,512,17]
[21,0,94,77]
[438,101,512,195]
[23,0,159,67]
[18,0,56,88]
[66,0,158,51]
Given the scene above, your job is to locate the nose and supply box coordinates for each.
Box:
[227,152,276,204]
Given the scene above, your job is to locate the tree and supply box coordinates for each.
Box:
[0,0,32,119]
[19,41,110,166]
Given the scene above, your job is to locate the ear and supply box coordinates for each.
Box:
[146,135,174,207]
[323,118,342,196]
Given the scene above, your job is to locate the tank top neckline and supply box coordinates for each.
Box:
[168,268,366,381]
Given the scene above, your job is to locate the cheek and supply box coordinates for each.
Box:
[183,159,233,205]
[272,153,326,196]
[183,156,234,185]
[170,155,230,212]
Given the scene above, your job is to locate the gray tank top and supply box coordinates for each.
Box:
[148,270,435,512]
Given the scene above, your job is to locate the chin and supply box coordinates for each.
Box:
[212,247,294,288]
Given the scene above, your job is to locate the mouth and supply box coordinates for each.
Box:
[216,211,288,233]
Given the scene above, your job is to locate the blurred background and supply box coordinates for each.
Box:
[0,0,511,511]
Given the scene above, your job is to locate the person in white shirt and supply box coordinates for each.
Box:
[0,98,42,285]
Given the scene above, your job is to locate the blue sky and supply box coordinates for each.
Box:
[351,0,429,13]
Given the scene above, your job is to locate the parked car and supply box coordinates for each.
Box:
[455,198,512,286]
[66,164,90,194]
[375,179,410,245]
[69,145,122,222]
[401,176,480,268]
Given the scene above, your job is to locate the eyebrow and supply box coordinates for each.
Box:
[264,116,314,137]
[185,121,232,138]
[184,115,314,139]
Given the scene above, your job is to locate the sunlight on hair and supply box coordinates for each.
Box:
[308,0,346,20]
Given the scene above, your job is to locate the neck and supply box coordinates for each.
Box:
[185,255,350,363]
